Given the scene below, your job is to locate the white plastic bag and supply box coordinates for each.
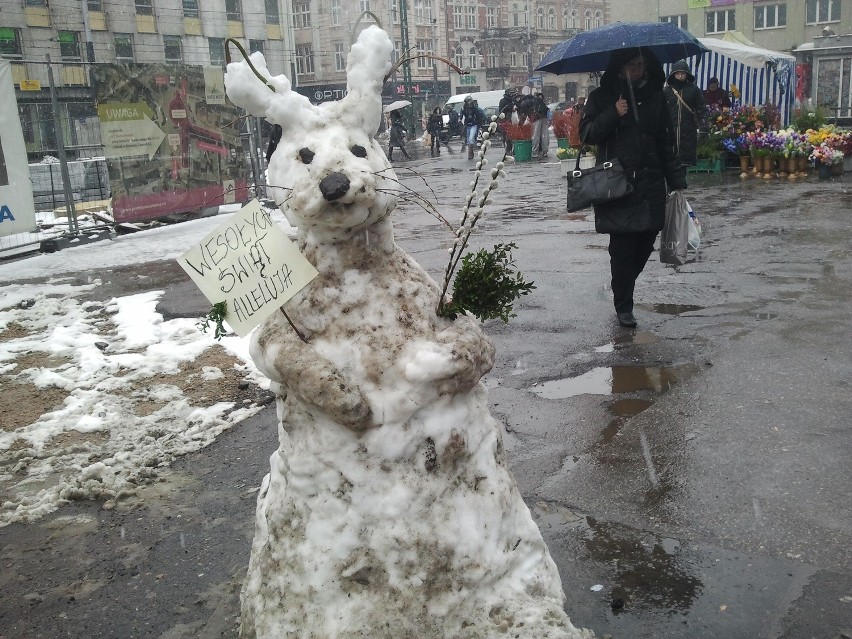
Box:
[686,198,701,251]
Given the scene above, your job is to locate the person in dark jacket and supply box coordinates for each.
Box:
[388,110,410,160]
[579,47,687,328]
[426,107,446,156]
[461,97,486,159]
[498,89,515,154]
[703,77,731,111]
[664,60,706,166]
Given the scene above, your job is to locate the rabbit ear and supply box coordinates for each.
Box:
[225,52,319,131]
[334,26,393,134]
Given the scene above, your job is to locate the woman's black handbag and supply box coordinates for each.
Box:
[566,150,633,213]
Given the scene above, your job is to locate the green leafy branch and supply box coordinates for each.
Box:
[197,301,230,341]
[440,242,535,323]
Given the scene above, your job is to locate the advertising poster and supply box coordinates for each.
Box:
[0,61,37,238]
[93,64,248,223]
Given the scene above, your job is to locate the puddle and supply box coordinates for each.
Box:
[609,398,653,417]
[755,312,778,320]
[529,364,699,399]
[649,303,703,315]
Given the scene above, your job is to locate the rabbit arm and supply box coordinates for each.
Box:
[251,316,375,432]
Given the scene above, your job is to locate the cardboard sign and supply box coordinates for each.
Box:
[178,200,318,337]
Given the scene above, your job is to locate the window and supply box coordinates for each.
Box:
[391,3,399,23]
[115,33,134,61]
[334,42,346,71]
[295,44,314,75]
[806,0,840,24]
[88,0,103,11]
[512,3,520,27]
[360,0,370,13]
[454,5,464,28]
[570,9,578,28]
[164,35,182,62]
[392,40,400,64]
[183,0,198,18]
[265,0,279,23]
[293,1,310,28]
[594,10,603,28]
[454,46,464,68]
[522,51,528,68]
[660,14,688,29]
[755,3,786,29]
[0,27,23,59]
[537,7,544,29]
[539,50,545,63]
[135,0,154,16]
[584,10,591,30]
[466,6,477,29]
[510,51,516,67]
[209,37,225,65]
[487,7,497,27]
[706,9,735,33]
[488,47,497,67]
[468,45,478,69]
[416,40,433,69]
[59,31,81,60]
[249,39,264,55]
[331,0,341,25]
[24,0,46,6]
[548,8,556,30]
[562,9,569,29]
[226,0,242,21]
[415,0,432,23]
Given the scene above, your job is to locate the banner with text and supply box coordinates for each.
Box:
[93,63,248,223]
[178,200,319,337]
[0,61,37,238]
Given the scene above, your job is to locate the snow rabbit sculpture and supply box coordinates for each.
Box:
[225,25,593,639]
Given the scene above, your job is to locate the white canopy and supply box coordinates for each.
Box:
[698,36,796,70]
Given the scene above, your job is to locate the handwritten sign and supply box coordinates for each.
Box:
[178,199,318,337]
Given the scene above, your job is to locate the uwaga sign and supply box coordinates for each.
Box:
[178,200,318,337]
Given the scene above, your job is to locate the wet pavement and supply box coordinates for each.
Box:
[1,139,851,638]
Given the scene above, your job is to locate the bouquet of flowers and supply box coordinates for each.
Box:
[722,134,750,156]
[810,143,844,166]
[824,130,852,155]
[551,110,572,140]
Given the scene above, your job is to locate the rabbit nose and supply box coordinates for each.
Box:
[319,172,350,201]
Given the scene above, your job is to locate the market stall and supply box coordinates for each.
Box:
[693,35,796,126]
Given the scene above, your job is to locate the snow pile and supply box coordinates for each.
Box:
[227,25,593,639]
[0,282,265,526]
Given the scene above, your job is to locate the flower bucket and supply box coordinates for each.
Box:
[513,139,533,162]
[844,155,852,172]
[817,162,831,180]
[557,137,569,150]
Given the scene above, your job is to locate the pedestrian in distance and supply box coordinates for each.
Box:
[426,107,445,157]
[664,60,707,167]
[531,92,550,159]
[579,47,687,328]
[498,89,516,154]
[703,76,731,111]
[461,96,486,159]
[387,110,410,160]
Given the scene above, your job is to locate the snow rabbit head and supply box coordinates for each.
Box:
[225,26,397,237]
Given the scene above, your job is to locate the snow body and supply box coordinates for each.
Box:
[225,26,593,639]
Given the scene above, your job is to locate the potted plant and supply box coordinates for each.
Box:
[723,134,751,176]
[551,110,572,149]
[810,143,844,180]
[694,134,724,172]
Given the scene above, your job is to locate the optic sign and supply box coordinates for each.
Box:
[178,200,319,337]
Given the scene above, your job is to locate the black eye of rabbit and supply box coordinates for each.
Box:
[298,148,315,164]
[350,145,367,158]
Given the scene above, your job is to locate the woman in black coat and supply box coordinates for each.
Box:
[664,59,706,166]
[579,47,687,327]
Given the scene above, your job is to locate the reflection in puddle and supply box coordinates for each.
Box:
[609,398,653,416]
[650,303,703,315]
[582,516,703,614]
[530,364,699,399]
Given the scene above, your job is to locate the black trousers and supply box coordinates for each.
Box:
[608,231,658,314]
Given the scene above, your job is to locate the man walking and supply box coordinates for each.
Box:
[531,93,550,159]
